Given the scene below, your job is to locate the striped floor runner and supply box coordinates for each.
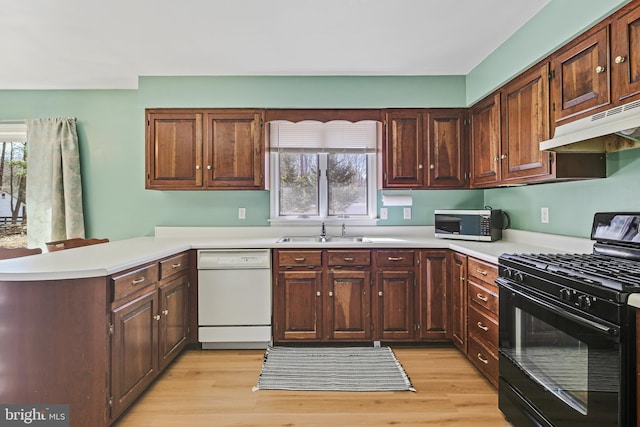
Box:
[253,346,415,392]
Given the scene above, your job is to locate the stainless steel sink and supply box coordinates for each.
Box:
[276,236,372,243]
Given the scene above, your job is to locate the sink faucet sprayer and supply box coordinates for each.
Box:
[341,223,346,238]
[321,222,326,238]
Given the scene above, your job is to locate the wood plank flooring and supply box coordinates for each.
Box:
[112,346,510,426]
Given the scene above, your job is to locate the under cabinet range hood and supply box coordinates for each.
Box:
[540,99,640,153]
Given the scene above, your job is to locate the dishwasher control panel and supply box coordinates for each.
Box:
[198,249,271,269]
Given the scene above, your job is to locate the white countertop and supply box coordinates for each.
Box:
[0,226,595,282]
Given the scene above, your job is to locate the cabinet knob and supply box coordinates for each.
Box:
[162,309,169,316]
[195,165,200,170]
[207,165,212,170]
[493,156,499,162]
[430,164,435,170]
[316,291,321,297]
[154,315,161,321]
[615,55,626,64]
[329,291,334,297]
[595,65,606,74]
[418,164,423,169]
[378,291,383,297]
[501,154,507,160]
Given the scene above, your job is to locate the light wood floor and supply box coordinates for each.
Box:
[113,346,510,426]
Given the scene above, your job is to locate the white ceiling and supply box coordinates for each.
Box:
[0,0,550,90]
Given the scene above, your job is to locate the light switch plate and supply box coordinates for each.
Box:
[403,207,412,220]
[238,207,246,219]
[380,208,388,220]
[541,207,549,224]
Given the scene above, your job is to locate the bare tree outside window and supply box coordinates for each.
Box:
[0,141,28,247]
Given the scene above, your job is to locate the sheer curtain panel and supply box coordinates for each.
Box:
[26,118,85,249]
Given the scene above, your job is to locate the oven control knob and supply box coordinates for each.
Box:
[514,272,524,283]
[504,269,513,279]
[577,295,592,309]
[560,288,571,301]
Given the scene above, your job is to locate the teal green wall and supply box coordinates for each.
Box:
[2,0,639,241]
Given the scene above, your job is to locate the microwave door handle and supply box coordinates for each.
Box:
[498,279,618,338]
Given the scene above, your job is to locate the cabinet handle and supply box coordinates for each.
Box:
[343,257,355,261]
[171,263,181,269]
[154,315,161,321]
[132,277,145,285]
[378,291,383,297]
[595,65,606,74]
[477,321,489,331]
[615,55,626,64]
[207,165,212,170]
[163,309,169,316]
[387,257,404,261]
[477,353,489,365]
[293,257,306,262]
[476,293,489,302]
[476,268,487,276]
[316,291,321,297]
[329,291,334,297]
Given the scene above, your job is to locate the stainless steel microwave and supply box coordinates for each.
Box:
[434,209,503,241]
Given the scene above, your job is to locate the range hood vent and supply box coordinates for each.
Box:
[540,100,640,153]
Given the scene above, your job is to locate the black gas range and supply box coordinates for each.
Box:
[497,212,638,427]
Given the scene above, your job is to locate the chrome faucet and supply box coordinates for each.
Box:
[321,222,326,238]
[341,223,346,238]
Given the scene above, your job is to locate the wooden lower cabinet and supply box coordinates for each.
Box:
[109,252,190,422]
[274,248,451,344]
[449,252,468,352]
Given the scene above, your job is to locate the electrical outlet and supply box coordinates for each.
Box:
[238,207,246,220]
[380,208,388,220]
[403,207,412,220]
[541,207,549,224]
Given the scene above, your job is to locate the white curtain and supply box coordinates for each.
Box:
[26,118,85,249]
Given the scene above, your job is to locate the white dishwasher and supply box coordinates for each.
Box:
[197,249,272,349]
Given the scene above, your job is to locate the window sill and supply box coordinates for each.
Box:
[269,217,378,227]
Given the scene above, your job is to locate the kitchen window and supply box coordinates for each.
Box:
[269,120,378,224]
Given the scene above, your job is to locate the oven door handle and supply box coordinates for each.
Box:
[498,278,619,338]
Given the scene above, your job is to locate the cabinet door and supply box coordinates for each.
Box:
[375,270,415,341]
[383,110,424,188]
[426,110,467,188]
[501,63,552,183]
[204,109,264,189]
[326,269,372,341]
[470,93,501,187]
[274,270,323,341]
[612,3,640,103]
[418,250,448,341]
[110,290,159,419]
[448,252,467,353]
[158,273,189,370]
[146,111,203,189]
[551,26,610,124]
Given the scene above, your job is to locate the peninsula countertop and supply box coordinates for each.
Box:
[0,226,594,282]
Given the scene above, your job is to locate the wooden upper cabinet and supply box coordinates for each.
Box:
[204,109,264,189]
[612,2,640,103]
[383,110,424,188]
[146,108,265,190]
[146,111,203,189]
[501,63,551,183]
[426,110,467,188]
[470,93,501,188]
[550,26,611,124]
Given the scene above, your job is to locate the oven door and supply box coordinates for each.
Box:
[497,278,630,427]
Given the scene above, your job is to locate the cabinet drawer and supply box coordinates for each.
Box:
[468,304,498,349]
[468,257,497,285]
[327,250,371,267]
[468,280,498,315]
[160,252,189,280]
[112,263,159,302]
[278,250,322,268]
[375,250,415,267]
[468,335,498,387]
